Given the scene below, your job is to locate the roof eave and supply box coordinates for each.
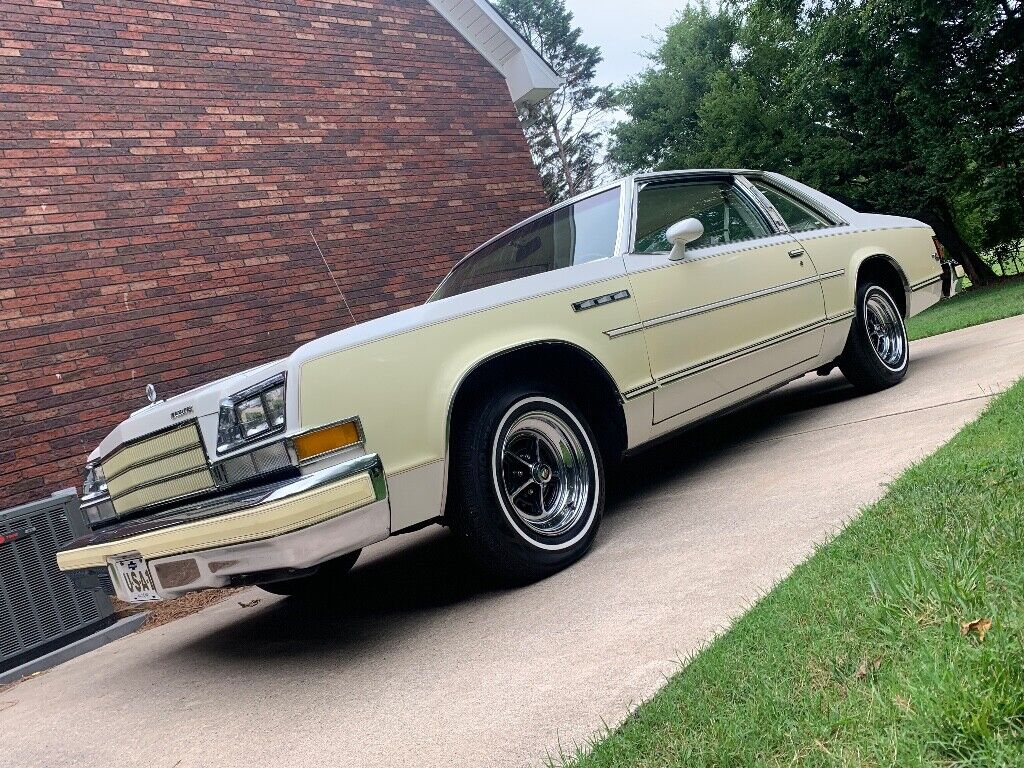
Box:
[426,0,562,108]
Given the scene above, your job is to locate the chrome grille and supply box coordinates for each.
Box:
[101,422,216,515]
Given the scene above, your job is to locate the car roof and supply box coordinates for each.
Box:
[431,169,769,299]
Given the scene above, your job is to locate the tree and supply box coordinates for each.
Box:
[612,0,1023,284]
[495,0,611,202]
[610,4,738,173]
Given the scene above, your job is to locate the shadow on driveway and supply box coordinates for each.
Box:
[173,373,859,665]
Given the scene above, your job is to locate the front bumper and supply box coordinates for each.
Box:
[58,454,390,600]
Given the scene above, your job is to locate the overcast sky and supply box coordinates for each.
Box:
[561,0,683,87]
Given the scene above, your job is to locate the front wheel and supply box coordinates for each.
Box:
[450,384,605,585]
[839,282,909,393]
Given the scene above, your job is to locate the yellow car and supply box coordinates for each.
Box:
[58,170,955,600]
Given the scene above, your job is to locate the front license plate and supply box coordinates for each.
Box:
[109,555,161,603]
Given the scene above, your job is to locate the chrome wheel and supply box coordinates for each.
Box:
[496,409,592,539]
[863,288,907,371]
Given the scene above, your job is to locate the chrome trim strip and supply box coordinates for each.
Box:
[622,381,658,400]
[81,492,112,510]
[651,355,819,427]
[605,270,845,339]
[658,316,830,386]
[910,274,942,291]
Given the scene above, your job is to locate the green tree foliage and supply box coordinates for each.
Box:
[496,0,612,202]
[611,0,1023,284]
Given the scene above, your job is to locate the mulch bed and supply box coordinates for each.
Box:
[112,586,246,631]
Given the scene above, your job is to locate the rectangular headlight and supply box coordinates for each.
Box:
[217,374,287,454]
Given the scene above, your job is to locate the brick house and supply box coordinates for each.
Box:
[0,0,559,506]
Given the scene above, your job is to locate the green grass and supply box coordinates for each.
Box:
[907,278,1024,341]
[561,381,1024,767]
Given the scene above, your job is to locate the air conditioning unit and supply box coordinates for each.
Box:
[1,489,114,673]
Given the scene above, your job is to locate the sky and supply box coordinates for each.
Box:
[561,0,684,87]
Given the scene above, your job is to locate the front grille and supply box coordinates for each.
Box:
[1,491,113,670]
[101,422,216,516]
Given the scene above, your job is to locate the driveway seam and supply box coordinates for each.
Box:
[749,391,1003,445]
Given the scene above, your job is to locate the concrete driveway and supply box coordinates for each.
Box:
[4,316,1023,768]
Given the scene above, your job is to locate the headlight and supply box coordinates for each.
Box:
[82,463,107,498]
[217,374,287,454]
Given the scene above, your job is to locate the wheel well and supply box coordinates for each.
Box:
[447,342,628,471]
[857,256,908,316]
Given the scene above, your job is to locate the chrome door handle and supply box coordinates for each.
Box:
[788,248,806,259]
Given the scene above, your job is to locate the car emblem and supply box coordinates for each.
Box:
[171,405,195,421]
[146,383,157,404]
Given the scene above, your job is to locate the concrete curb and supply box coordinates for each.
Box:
[0,612,149,685]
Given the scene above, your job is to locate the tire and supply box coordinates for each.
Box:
[257,548,361,597]
[839,282,909,393]
[449,383,605,585]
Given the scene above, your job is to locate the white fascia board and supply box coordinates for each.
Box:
[426,0,562,107]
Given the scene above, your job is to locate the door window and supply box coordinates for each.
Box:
[633,181,769,254]
[431,187,621,300]
[751,180,831,232]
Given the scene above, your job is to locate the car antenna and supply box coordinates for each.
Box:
[310,230,358,327]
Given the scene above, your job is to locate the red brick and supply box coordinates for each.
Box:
[0,0,547,507]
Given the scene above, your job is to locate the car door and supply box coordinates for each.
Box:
[621,174,828,426]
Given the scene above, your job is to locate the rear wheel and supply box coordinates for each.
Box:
[257,548,361,597]
[450,384,604,585]
[839,282,909,393]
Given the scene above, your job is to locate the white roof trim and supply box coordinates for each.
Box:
[426,0,562,107]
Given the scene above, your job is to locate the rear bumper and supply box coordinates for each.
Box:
[941,261,961,298]
[58,454,390,600]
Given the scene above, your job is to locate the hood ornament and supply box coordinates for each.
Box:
[145,383,157,404]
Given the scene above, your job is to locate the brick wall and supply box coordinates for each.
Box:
[0,0,549,505]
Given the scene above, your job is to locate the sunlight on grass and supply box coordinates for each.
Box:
[561,381,1024,767]
[907,279,1024,340]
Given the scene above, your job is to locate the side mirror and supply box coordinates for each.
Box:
[666,218,704,261]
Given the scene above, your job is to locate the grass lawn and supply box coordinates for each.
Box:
[907,278,1024,341]
[563,381,1024,767]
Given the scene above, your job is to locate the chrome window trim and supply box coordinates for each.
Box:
[754,174,849,228]
[428,180,629,302]
[605,269,845,338]
[626,172,776,258]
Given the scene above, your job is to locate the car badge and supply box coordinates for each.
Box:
[146,383,157,404]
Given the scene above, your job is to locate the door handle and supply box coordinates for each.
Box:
[788,248,806,259]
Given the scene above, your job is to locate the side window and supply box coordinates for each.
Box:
[431,187,621,300]
[633,181,769,254]
[556,187,621,265]
[752,180,831,232]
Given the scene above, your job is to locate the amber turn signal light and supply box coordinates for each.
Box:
[293,421,360,462]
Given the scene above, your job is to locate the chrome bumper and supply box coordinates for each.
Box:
[61,454,391,601]
[148,497,389,599]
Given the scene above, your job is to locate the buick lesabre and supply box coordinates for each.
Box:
[57,170,957,600]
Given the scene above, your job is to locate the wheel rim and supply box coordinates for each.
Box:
[496,410,591,538]
[863,289,907,370]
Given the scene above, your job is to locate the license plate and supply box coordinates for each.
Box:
[109,555,161,603]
